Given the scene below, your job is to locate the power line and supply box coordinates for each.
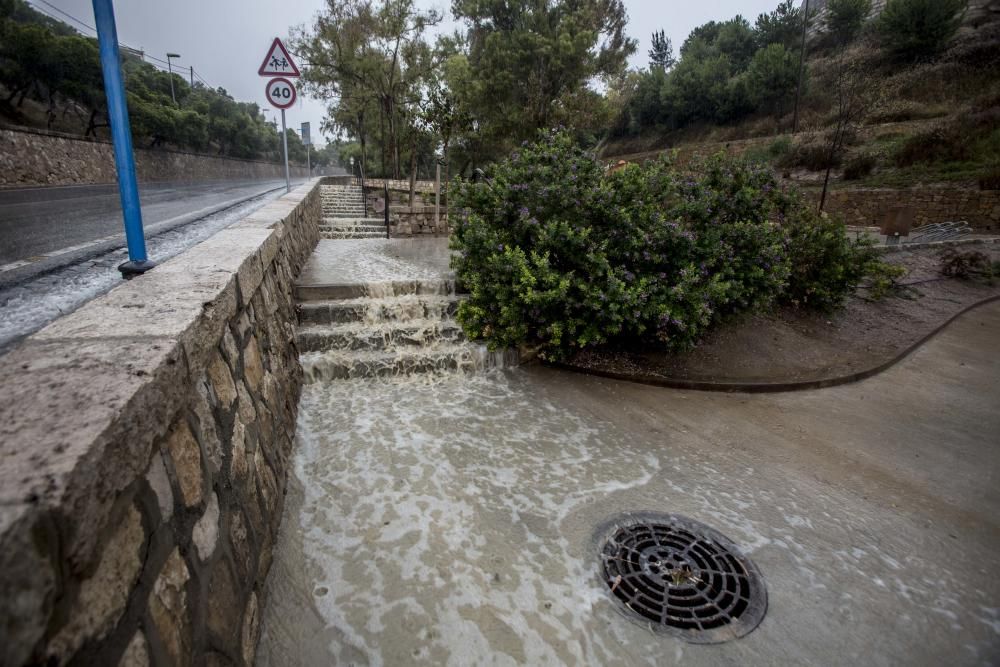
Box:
[34,0,95,33]
[25,1,221,90]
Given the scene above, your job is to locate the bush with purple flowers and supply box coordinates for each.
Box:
[450,129,884,360]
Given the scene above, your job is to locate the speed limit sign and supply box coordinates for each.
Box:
[265,77,296,109]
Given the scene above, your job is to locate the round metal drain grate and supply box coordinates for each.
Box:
[598,513,766,644]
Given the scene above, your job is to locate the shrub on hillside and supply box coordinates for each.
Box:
[777,140,841,171]
[843,152,878,180]
[825,0,873,44]
[783,205,881,308]
[877,0,968,61]
[896,123,972,167]
[451,130,886,359]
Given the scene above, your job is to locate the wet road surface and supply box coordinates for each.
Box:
[0,179,303,265]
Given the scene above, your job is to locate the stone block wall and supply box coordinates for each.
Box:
[389,205,450,237]
[0,125,310,187]
[0,180,321,666]
[811,187,1000,231]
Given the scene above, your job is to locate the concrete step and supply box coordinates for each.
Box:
[319,225,385,234]
[297,294,462,325]
[320,186,363,193]
[296,319,464,352]
[301,342,514,382]
[321,217,371,224]
[320,231,386,240]
[322,210,367,218]
[295,279,458,303]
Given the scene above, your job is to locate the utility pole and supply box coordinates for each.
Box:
[189,65,194,88]
[792,0,810,134]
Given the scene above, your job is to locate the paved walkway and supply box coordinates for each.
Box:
[258,240,1000,665]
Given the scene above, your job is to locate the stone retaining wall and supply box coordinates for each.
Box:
[389,205,450,237]
[0,180,322,666]
[364,177,436,193]
[0,125,310,187]
[812,187,1000,231]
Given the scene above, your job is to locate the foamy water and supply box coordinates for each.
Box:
[257,366,1000,665]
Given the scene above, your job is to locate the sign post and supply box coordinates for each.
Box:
[92,0,153,278]
[264,77,296,193]
[259,38,299,194]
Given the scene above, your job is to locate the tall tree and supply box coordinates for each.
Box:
[825,0,872,44]
[294,0,441,178]
[649,30,675,70]
[754,0,805,50]
[451,0,636,158]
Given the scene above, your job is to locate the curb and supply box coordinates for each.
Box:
[876,237,1000,254]
[0,184,288,290]
[548,294,1000,394]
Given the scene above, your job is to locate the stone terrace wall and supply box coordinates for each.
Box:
[0,180,321,666]
[810,187,1000,231]
[364,177,436,193]
[390,205,450,237]
[0,125,310,187]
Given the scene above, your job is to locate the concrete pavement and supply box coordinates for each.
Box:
[258,273,1000,663]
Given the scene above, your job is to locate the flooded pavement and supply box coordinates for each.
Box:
[258,239,1000,665]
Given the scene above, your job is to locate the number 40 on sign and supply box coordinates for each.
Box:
[265,78,296,109]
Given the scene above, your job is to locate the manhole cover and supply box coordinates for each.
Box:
[598,513,766,644]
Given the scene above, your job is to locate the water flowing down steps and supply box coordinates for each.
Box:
[294,238,517,380]
[318,184,384,239]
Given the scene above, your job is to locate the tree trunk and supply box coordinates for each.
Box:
[819,122,844,212]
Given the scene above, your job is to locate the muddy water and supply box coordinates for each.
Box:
[257,370,661,665]
[257,352,1000,666]
[259,235,1000,665]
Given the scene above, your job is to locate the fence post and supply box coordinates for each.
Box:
[384,183,390,239]
[434,163,440,229]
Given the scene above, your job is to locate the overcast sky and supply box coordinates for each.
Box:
[47,0,781,147]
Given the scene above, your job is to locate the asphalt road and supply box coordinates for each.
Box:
[0,179,305,265]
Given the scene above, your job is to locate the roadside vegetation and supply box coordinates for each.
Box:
[450,130,897,360]
[0,0,308,163]
[606,0,999,191]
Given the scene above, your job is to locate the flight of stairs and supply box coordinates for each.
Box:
[295,278,518,381]
[319,184,385,240]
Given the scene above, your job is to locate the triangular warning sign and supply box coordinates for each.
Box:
[258,38,300,77]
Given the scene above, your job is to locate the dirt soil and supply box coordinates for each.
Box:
[566,245,1000,385]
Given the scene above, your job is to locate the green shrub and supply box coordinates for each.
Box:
[825,0,873,44]
[843,152,878,180]
[866,261,908,299]
[877,0,968,61]
[783,207,882,308]
[742,136,791,165]
[777,141,841,171]
[896,124,972,167]
[451,130,887,358]
[767,135,793,158]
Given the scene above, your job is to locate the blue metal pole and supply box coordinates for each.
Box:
[92,0,154,277]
